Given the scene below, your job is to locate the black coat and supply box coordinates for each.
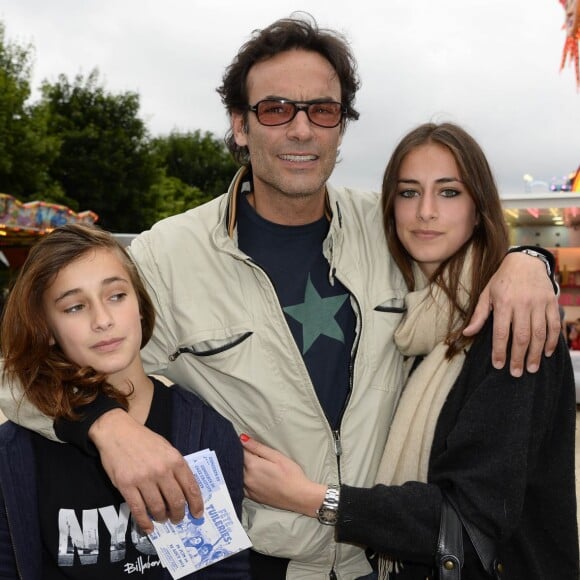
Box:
[337,319,579,579]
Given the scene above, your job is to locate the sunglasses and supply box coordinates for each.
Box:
[247,98,346,128]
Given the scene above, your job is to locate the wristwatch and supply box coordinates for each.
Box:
[316,484,340,526]
[506,246,559,294]
[518,248,552,277]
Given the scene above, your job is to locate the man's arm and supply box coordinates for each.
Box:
[464,250,561,377]
[0,374,203,533]
[89,410,203,533]
[0,369,60,441]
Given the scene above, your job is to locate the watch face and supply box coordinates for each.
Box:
[318,507,338,524]
[317,484,340,525]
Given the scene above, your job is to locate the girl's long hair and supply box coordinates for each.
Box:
[382,123,509,358]
[1,224,155,420]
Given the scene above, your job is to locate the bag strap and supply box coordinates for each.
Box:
[436,498,463,579]
[437,495,503,579]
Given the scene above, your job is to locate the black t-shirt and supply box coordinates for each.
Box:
[32,380,172,579]
[237,191,356,429]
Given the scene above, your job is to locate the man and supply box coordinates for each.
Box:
[0,14,560,580]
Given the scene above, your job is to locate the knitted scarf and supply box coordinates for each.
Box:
[376,255,473,579]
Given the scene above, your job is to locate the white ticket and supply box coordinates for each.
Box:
[148,449,252,579]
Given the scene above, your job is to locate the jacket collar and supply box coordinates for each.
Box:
[225,166,335,238]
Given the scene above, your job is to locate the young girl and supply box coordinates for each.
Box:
[240,123,579,579]
[0,224,249,579]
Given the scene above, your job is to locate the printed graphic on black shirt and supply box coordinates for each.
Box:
[31,390,172,579]
[57,502,161,575]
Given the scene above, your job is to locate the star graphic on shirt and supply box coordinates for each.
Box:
[284,275,349,354]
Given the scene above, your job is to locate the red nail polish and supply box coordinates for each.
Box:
[240,433,250,442]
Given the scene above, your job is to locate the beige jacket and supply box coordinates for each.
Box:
[0,169,408,579]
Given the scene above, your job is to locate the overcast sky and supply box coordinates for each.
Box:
[1,0,579,195]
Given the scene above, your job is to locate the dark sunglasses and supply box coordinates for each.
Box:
[247,98,346,128]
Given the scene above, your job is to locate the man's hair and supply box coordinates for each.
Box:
[381,122,510,357]
[0,223,156,420]
[217,13,361,165]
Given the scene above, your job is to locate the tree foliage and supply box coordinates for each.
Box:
[40,70,159,232]
[152,130,239,199]
[0,23,59,199]
[0,20,240,233]
[150,173,213,222]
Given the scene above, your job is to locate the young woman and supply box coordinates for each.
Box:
[240,123,579,579]
[0,224,250,579]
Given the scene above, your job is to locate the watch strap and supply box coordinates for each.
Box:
[506,245,559,295]
[316,484,340,526]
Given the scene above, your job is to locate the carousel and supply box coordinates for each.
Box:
[0,193,98,270]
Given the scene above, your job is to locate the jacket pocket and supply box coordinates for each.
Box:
[374,297,406,314]
[169,331,253,360]
[363,299,406,393]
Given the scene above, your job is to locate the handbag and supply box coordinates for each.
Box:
[436,495,503,579]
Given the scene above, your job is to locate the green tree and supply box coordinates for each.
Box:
[40,69,158,232]
[0,23,59,200]
[150,172,213,222]
[152,130,239,199]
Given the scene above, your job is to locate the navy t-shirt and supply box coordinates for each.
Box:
[32,382,172,579]
[237,192,355,429]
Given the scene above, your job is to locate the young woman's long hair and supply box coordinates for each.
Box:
[0,224,155,420]
[382,122,510,358]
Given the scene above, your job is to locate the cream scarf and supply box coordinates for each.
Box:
[376,255,473,579]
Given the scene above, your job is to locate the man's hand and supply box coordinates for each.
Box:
[241,434,325,518]
[464,252,561,377]
[89,409,203,533]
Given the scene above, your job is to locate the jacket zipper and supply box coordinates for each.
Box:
[245,256,364,580]
[328,277,363,579]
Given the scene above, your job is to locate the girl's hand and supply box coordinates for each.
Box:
[240,434,326,518]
